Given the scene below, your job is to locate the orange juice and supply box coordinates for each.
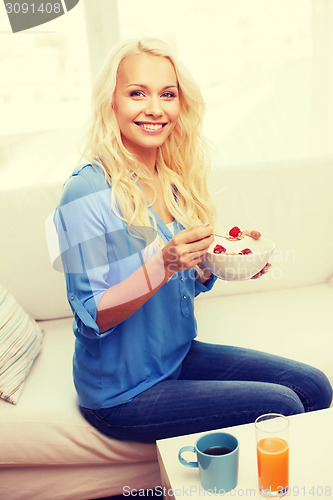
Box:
[257,437,289,495]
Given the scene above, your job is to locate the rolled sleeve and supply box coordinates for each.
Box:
[68,292,100,337]
[67,291,117,339]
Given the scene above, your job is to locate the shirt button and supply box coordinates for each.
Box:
[183,295,187,300]
[180,277,184,282]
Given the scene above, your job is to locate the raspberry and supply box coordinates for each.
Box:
[213,244,226,254]
[240,248,252,255]
[229,226,241,238]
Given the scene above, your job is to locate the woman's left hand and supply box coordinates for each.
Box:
[251,262,272,279]
[243,228,272,279]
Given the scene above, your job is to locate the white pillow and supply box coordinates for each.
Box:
[0,285,44,404]
[0,183,72,320]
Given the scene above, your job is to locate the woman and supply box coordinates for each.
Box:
[55,38,332,443]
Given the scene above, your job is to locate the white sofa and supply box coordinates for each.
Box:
[0,158,332,500]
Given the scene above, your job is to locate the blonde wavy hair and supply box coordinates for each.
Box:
[79,37,216,230]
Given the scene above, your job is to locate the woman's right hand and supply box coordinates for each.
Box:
[96,223,213,332]
[162,223,214,279]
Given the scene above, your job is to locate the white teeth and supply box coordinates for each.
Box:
[139,123,164,130]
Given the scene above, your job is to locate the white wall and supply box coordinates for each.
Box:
[0,0,332,189]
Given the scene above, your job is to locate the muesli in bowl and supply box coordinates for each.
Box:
[203,227,275,280]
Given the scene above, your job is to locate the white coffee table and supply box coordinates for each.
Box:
[157,408,333,499]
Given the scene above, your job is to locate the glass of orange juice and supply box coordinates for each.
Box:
[255,414,290,497]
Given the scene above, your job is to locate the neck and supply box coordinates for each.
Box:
[121,137,158,174]
[139,148,158,175]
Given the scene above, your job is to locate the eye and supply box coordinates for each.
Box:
[162,92,177,99]
[130,90,145,98]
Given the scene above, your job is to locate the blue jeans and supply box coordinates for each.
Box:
[79,341,332,443]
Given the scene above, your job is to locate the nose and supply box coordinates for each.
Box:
[145,96,163,117]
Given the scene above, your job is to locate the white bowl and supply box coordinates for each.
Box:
[203,235,275,280]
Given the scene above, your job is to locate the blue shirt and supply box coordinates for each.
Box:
[54,164,216,409]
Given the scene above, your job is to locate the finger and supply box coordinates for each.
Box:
[180,223,213,244]
[260,263,272,274]
[243,229,261,240]
[188,234,214,256]
[183,250,208,269]
[251,263,271,279]
[177,240,213,267]
[164,236,211,268]
[170,231,213,256]
[188,247,211,262]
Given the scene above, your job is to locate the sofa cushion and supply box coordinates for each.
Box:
[195,283,333,381]
[0,317,158,468]
[0,285,44,404]
[0,183,71,320]
[206,158,333,297]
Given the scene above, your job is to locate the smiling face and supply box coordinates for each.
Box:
[113,54,180,163]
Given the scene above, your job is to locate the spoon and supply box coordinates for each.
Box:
[213,233,246,240]
[213,229,261,240]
